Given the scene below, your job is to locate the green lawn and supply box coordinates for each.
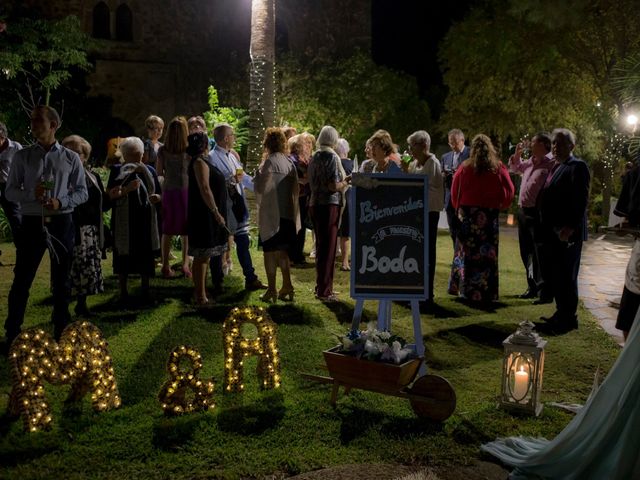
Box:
[0,229,620,479]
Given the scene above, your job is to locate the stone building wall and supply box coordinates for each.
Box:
[6,0,370,136]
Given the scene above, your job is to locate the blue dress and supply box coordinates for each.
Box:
[482,310,640,479]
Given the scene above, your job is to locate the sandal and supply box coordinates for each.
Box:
[194,296,215,308]
[161,267,175,279]
[339,265,351,271]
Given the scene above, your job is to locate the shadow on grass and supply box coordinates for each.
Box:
[321,300,361,325]
[117,316,220,406]
[393,300,464,319]
[0,419,64,467]
[152,412,210,451]
[337,405,444,444]
[433,321,514,348]
[261,304,325,326]
[450,416,495,445]
[177,303,325,327]
[453,297,509,313]
[216,390,285,435]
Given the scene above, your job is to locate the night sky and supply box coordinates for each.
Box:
[371,0,474,115]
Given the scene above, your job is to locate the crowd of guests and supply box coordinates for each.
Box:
[0,104,598,348]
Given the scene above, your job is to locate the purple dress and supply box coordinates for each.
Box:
[159,148,189,235]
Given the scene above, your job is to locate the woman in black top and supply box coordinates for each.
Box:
[186,132,228,306]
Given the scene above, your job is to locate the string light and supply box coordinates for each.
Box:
[222,306,281,393]
[9,322,121,432]
[158,346,215,416]
[603,132,626,177]
[248,56,276,169]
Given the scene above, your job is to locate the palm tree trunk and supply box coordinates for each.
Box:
[247,0,276,170]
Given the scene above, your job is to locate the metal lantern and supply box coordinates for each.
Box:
[500,320,546,416]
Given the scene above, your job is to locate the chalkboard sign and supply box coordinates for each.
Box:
[350,173,429,299]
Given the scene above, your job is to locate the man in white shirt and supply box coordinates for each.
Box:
[407,130,444,308]
[208,123,266,291]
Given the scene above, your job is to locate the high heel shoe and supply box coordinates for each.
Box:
[260,289,278,303]
[278,287,295,302]
[161,266,175,279]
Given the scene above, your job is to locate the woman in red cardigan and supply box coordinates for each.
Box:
[448,134,515,304]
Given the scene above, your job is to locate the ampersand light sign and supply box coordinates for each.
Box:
[9,321,121,432]
[158,345,215,416]
[223,307,281,393]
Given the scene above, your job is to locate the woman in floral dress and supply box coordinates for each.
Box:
[448,134,514,304]
[63,135,110,316]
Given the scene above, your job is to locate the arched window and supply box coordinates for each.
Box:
[92,2,110,39]
[115,4,133,41]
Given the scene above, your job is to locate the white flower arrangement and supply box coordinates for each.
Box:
[338,323,417,364]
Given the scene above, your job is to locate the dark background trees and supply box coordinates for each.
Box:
[438,0,640,225]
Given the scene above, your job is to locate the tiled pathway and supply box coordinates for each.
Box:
[579,233,634,346]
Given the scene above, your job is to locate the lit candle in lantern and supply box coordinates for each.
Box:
[513,366,529,402]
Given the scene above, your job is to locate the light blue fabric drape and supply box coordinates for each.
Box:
[481,310,640,479]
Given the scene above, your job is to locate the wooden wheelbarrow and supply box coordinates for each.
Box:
[302,346,456,422]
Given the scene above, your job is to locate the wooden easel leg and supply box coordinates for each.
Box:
[377,300,392,331]
[351,299,365,332]
[411,300,427,377]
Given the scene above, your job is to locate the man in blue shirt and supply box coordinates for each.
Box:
[440,128,470,247]
[4,106,88,347]
[208,123,265,291]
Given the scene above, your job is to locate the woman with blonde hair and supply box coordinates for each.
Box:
[156,116,191,278]
[142,114,164,169]
[254,128,300,302]
[62,135,110,316]
[448,134,515,304]
[288,132,315,265]
[361,130,402,174]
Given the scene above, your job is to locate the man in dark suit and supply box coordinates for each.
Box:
[538,128,591,333]
[441,129,470,247]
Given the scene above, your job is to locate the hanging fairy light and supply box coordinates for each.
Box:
[223,306,281,393]
[603,133,627,175]
[158,345,215,416]
[8,322,121,432]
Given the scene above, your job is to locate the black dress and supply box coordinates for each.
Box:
[187,155,228,257]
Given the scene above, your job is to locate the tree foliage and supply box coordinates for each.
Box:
[613,53,640,158]
[203,85,249,153]
[439,0,640,223]
[0,15,92,106]
[277,51,431,156]
[439,2,601,155]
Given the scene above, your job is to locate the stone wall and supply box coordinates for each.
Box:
[6,0,371,136]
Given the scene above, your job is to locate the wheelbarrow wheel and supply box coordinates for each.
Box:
[409,374,456,421]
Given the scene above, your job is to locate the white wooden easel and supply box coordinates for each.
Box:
[350,298,426,376]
